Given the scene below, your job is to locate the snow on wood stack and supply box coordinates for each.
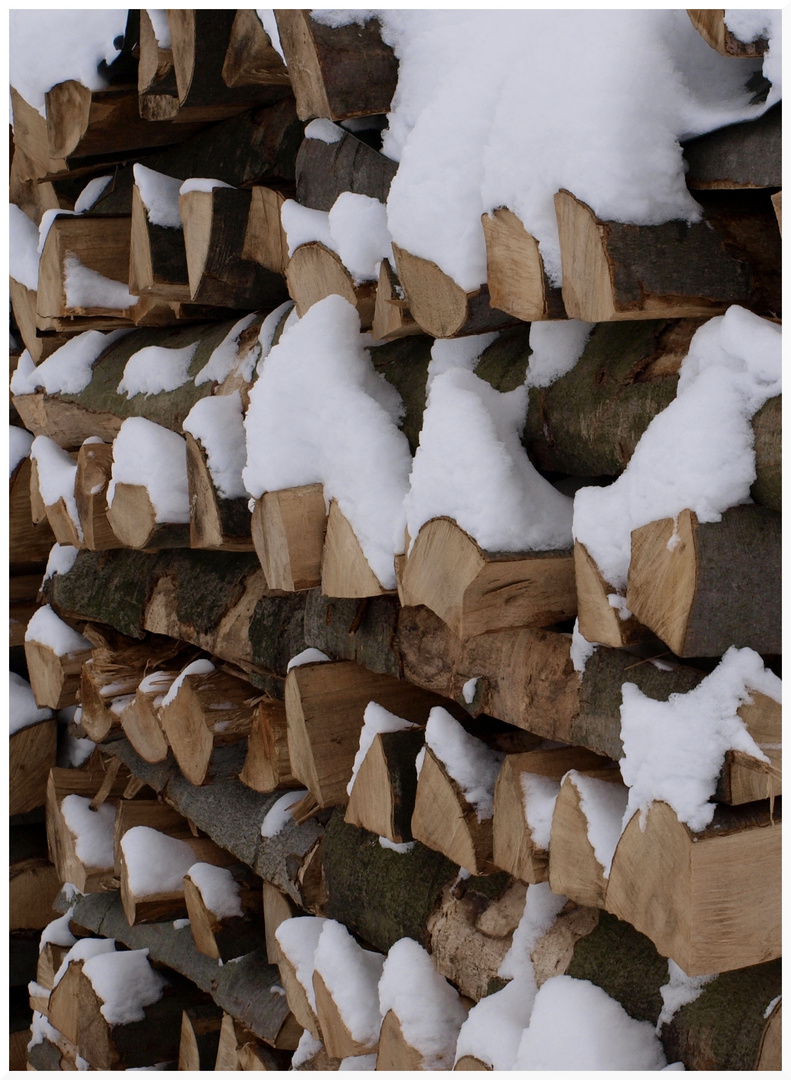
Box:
[10,8,781,1072]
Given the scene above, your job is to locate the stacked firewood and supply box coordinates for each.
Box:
[10,9,781,1072]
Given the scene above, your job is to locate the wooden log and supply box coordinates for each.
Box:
[275,918,325,1038]
[285,241,377,328]
[180,186,289,309]
[128,182,191,303]
[10,456,57,564]
[751,394,781,511]
[372,257,421,342]
[242,185,290,275]
[555,189,781,322]
[262,882,297,965]
[682,104,780,190]
[113,797,199,872]
[240,699,300,793]
[179,1003,224,1071]
[215,1011,245,1070]
[251,484,327,591]
[238,1039,294,1069]
[401,517,576,639]
[10,280,72,365]
[45,765,129,892]
[25,614,92,710]
[321,499,393,598]
[274,10,398,122]
[10,87,67,179]
[313,957,382,1059]
[720,692,781,804]
[10,825,61,931]
[186,432,254,552]
[10,719,58,817]
[183,862,265,963]
[28,450,82,548]
[392,243,517,339]
[482,207,566,322]
[222,10,291,88]
[118,669,180,763]
[296,123,399,211]
[73,439,122,551]
[344,727,425,844]
[9,144,61,223]
[491,747,612,883]
[626,505,781,657]
[687,9,769,57]
[605,800,780,975]
[771,190,781,234]
[573,540,649,649]
[106,482,192,551]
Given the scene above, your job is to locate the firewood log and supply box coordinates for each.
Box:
[10,87,67,179]
[771,190,781,233]
[10,715,58,816]
[372,257,421,342]
[482,207,566,322]
[296,122,399,211]
[240,699,300,793]
[320,499,393,598]
[242,185,290,275]
[238,1039,293,1069]
[215,1011,246,1070]
[9,571,45,646]
[626,505,781,657]
[185,432,254,552]
[25,607,92,710]
[274,10,398,121]
[179,1003,224,1071]
[262,882,297,964]
[129,182,191,303]
[222,10,291,89]
[28,450,83,548]
[71,439,122,551]
[344,727,425,844]
[605,800,780,975]
[180,185,289,309]
[687,9,770,56]
[251,484,327,591]
[183,862,265,962]
[275,917,325,1038]
[312,927,384,1059]
[751,394,781,511]
[10,455,57,564]
[555,189,781,322]
[573,540,650,649]
[719,691,781,804]
[10,825,60,931]
[682,104,780,190]
[392,243,517,339]
[106,480,192,550]
[285,241,377,328]
[400,517,576,639]
[9,145,61,222]
[119,669,181,763]
[45,765,129,891]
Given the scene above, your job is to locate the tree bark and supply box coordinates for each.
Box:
[296,125,398,210]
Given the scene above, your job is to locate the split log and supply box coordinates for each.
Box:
[771,190,781,233]
[274,10,398,121]
[682,104,780,190]
[605,800,780,975]
[46,765,129,891]
[128,182,190,303]
[687,9,769,57]
[28,450,82,548]
[119,669,181,763]
[321,499,393,598]
[180,185,289,309]
[251,484,327,591]
[491,747,612,883]
[113,797,201,872]
[285,241,377,328]
[372,257,421,342]
[238,1039,294,1070]
[158,665,258,786]
[274,917,325,1038]
[106,480,192,551]
[183,862,266,962]
[750,394,781,512]
[10,87,68,179]
[626,505,781,657]
[555,189,781,322]
[222,10,291,89]
[25,610,92,710]
[482,207,566,321]
[10,455,57,564]
[400,517,576,639]
[186,432,254,551]
[240,699,300,793]
[285,659,456,808]
[313,947,383,1059]
[719,691,781,804]
[10,281,72,365]
[73,439,122,550]
[242,186,290,275]
[215,1011,246,1070]
[10,825,61,931]
[296,122,399,210]
[573,540,649,649]
[179,1003,224,1071]
[10,713,58,816]
[392,243,517,339]
[344,727,425,843]
[9,144,61,222]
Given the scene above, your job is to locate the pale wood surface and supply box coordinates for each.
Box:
[10,719,58,816]
[482,207,565,321]
[574,540,648,648]
[286,241,376,328]
[321,499,390,598]
[252,484,327,591]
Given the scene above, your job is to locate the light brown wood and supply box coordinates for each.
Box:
[10,87,67,178]
[113,798,192,873]
[755,999,781,1069]
[186,432,254,552]
[138,8,174,94]
[74,440,122,550]
[106,481,190,550]
[400,517,576,639]
[392,243,470,339]
[46,765,129,892]
[606,800,780,975]
[321,499,392,598]
[482,207,565,321]
[313,970,380,1059]
[37,940,73,993]
[376,1010,426,1071]
[371,257,421,342]
[215,1013,244,1071]
[223,9,290,88]
[687,9,769,56]
[344,727,425,843]
[10,850,60,930]
[29,451,83,546]
[286,242,377,329]
[573,540,648,648]
[25,637,92,710]
[180,187,216,299]
[10,455,58,564]
[179,1005,224,1071]
[262,882,296,965]
[118,673,177,764]
[240,699,299,793]
[242,186,290,274]
[251,485,327,591]
[47,958,85,1045]
[129,184,191,302]
[771,190,781,235]
[726,692,782,804]
[10,718,58,816]
[276,947,321,1040]
[454,1054,493,1070]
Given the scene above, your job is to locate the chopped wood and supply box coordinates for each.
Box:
[10,456,57,564]
[771,190,781,234]
[46,765,129,892]
[313,969,380,1060]
[113,798,200,874]
[344,727,425,843]
[119,673,179,764]
[28,453,82,548]
[285,241,377,328]
[605,800,780,975]
[296,123,398,210]
[275,943,321,1039]
[179,1003,224,1071]
[222,10,291,89]
[240,699,300,793]
[25,634,92,711]
[10,825,60,930]
[10,718,58,816]
[371,257,421,342]
[573,540,649,649]
[376,1009,435,1070]
[482,207,566,321]
[751,395,781,511]
[320,499,392,598]
[687,9,769,57]
[9,279,70,366]
[186,432,254,552]
[625,505,781,657]
[183,862,265,962]
[262,882,297,965]
[392,243,517,339]
[555,188,782,322]
[10,87,67,179]
[251,484,327,591]
[721,692,781,804]
[242,186,290,275]
[274,10,398,121]
[106,480,192,550]
[682,105,780,190]
[215,1011,245,1070]
[128,184,191,303]
[9,145,61,223]
[238,1039,294,1069]
[74,440,122,551]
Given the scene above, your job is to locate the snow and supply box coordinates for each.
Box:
[566,772,629,877]
[9,672,52,735]
[38,208,76,254]
[255,301,295,372]
[347,701,419,795]
[378,937,466,1069]
[9,203,40,289]
[83,948,167,1026]
[499,881,568,981]
[425,331,498,389]
[133,164,183,229]
[724,11,781,104]
[10,9,126,113]
[573,308,782,593]
[64,256,137,310]
[313,919,385,1046]
[424,707,504,821]
[74,175,113,214]
[10,425,33,476]
[194,313,259,386]
[147,10,171,48]
[281,201,333,253]
[183,392,248,499]
[461,678,479,704]
[54,936,116,987]
[179,178,234,195]
[526,320,593,389]
[25,604,91,656]
[28,330,126,395]
[58,729,96,769]
[520,773,561,850]
[138,670,176,695]
[292,1029,323,1068]
[243,296,411,588]
[619,646,777,833]
[186,863,243,919]
[570,619,597,673]
[39,910,77,951]
[107,417,190,524]
[257,9,285,61]
[340,1054,377,1069]
[274,917,327,1011]
[121,827,197,896]
[28,1009,60,1049]
[763,994,781,1020]
[657,960,717,1029]
[29,435,83,539]
[10,350,37,396]
[305,118,344,144]
[287,648,331,672]
[60,795,116,869]
[282,193,392,283]
[117,343,198,398]
[513,975,667,1069]
[379,837,414,853]
[261,790,309,838]
[403,368,573,553]
[160,659,215,708]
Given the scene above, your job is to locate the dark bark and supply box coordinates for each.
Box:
[296,125,398,210]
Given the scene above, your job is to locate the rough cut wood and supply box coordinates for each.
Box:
[10,718,58,817]
[28,452,82,547]
[119,670,181,764]
[262,882,297,965]
[9,145,61,222]
[275,941,322,1039]
[687,9,769,57]
[129,183,191,303]
[242,186,290,275]
[9,279,70,366]
[186,432,254,552]
[548,770,625,908]
[10,825,61,930]
[555,189,782,322]
[286,241,377,328]
[392,243,517,339]
[10,455,57,564]
[606,800,780,975]
[344,727,425,843]
[372,257,421,342]
[25,633,92,711]
[74,440,122,550]
[321,499,392,598]
[313,968,380,1059]
[106,480,192,550]
[682,104,781,190]
[222,9,291,88]
[296,123,399,210]
[274,10,398,121]
[720,692,781,804]
[251,484,327,591]
[573,540,649,649]
[376,1010,427,1070]
[239,699,300,793]
[626,505,781,656]
[482,207,566,321]
[400,517,576,639]
[179,1003,224,1071]
[10,87,68,179]
[183,863,265,962]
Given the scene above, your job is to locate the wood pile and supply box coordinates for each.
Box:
[10,9,780,1072]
